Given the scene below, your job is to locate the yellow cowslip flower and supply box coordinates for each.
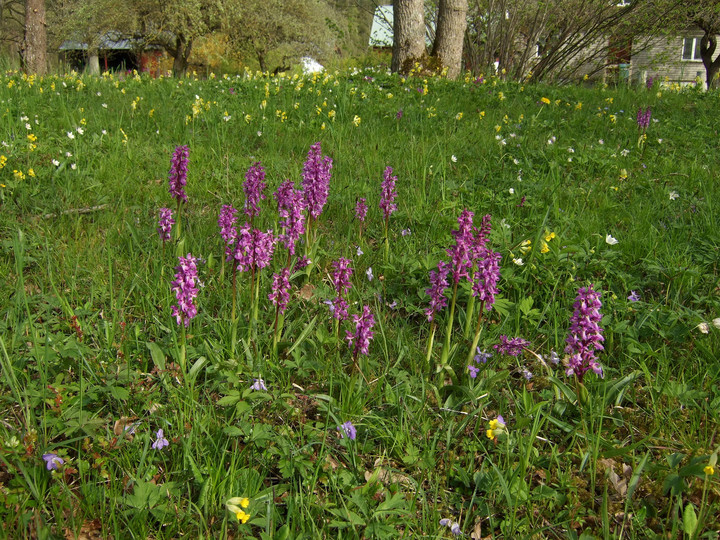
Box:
[544,231,556,242]
[541,241,549,254]
[352,115,361,127]
[327,110,336,120]
[609,115,616,124]
[321,122,326,131]
[555,99,561,106]
[605,97,613,104]
[315,105,322,116]
[80,117,86,125]
[244,114,252,124]
[27,133,37,142]
[705,465,715,476]
[149,109,154,117]
[28,168,35,177]
[498,91,505,101]
[455,112,463,121]
[540,97,550,105]
[494,125,501,132]
[226,497,251,523]
[575,102,582,110]
[13,169,25,180]
[0,155,7,169]
[260,99,267,110]
[479,111,485,118]
[619,169,628,180]
[486,416,506,440]
[520,239,531,254]
[386,92,393,99]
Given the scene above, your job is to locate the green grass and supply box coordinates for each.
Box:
[0,68,719,539]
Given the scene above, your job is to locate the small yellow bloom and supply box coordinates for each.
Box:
[455,112,463,121]
[28,168,35,177]
[236,510,250,523]
[540,97,550,105]
[0,155,7,169]
[479,111,485,118]
[705,465,715,476]
[575,102,582,110]
[27,133,37,142]
[609,115,616,124]
[352,115,361,127]
[544,231,556,242]
[541,241,549,254]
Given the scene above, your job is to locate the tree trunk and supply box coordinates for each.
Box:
[391,0,425,74]
[700,33,720,89]
[23,0,47,75]
[172,35,192,77]
[87,51,100,75]
[431,0,467,79]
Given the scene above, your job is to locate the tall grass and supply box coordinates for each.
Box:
[0,67,718,538]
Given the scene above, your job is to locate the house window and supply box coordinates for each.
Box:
[682,37,702,61]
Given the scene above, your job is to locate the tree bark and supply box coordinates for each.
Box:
[391,0,425,74]
[431,0,468,79]
[23,0,47,75]
[700,33,720,89]
[171,34,192,77]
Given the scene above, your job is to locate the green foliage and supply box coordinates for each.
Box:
[0,68,719,538]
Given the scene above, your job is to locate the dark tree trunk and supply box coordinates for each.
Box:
[23,0,47,75]
[700,33,720,89]
[391,0,425,74]
[432,0,467,79]
[171,34,192,77]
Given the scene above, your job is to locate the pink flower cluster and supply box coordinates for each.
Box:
[168,145,189,203]
[233,225,276,272]
[379,166,398,221]
[302,142,332,219]
[268,267,291,313]
[157,208,174,243]
[275,179,306,255]
[171,254,199,327]
[346,305,375,357]
[565,285,604,382]
[243,162,267,218]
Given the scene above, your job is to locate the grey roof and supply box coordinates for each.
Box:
[59,32,138,51]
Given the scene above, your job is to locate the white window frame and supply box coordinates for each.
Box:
[682,37,702,61]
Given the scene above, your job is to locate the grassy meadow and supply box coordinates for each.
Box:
[0,66,719,539]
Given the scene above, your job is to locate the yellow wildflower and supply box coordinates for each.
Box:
[455,112,463,121]
[28,168,35,177]
[540,97,550,105]
[352,115,361,127]
[544,231,556,242]
[0,155,7,169]
[541,241,549,254]
[705,465,714,476]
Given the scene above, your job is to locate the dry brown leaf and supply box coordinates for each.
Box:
[298,283,315,301]
[112,416,140,439]
[64,519,108,540]
[470,518,483,540]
